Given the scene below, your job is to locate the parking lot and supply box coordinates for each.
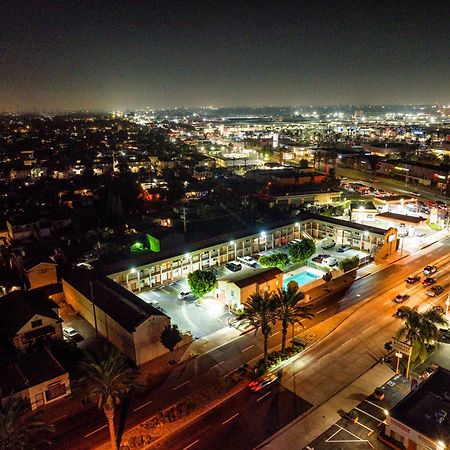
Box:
[138,279,232,338]
[305,374,411,450]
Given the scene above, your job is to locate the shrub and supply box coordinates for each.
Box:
[187,269,217,297]
[322,271,333,282]
[259,252,289,269]
[288,239,316,263]
[338,255,360,272]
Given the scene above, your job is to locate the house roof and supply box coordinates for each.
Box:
[221,267,283,288]
[62,269,167,333]
[0,348,66,394]
[0,290,61,339]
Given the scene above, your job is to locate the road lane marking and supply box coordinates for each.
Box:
[337,298,347,303]
[84,424,107,438]
[354,406,383,423]
[362,325,374,334]
[272,331,280,336]
[316,307,327,314]
[257,391,272,402]
[222,412,240,425]
[210,361,224,371]
[182,439,200,450]
[241,345,254,352]
[133,400,152,412]
[384,314,391,320]
[172,380,190,390]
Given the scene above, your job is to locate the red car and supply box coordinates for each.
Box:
[422,277,436,286]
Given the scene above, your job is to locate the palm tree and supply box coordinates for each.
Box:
[273,285,314,353]
[239,291,278,370]
[77,344,145,450]
[0,394,54,449]
[396,306,447,363]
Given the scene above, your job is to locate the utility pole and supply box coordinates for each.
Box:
[89,280,99,338]
[181,207,188,233]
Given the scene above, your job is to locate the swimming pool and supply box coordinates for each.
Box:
[283,271,319,289]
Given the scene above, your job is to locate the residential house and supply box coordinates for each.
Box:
[0,290,63,353]
[0,348,70,410]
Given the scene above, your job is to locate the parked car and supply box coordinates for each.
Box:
[394,294,410,304]
[423,265,437,275]
[226,262,242,272]
[337,245,351,253]
[422,277,437,286]
[63,327,83,342]
[248,373,278,392]
[237,256,258,268]
[426,286,444,297]
[396,306,409,318]
[323,256,338,267]
[178,291,193,300]
[320,238,336,249]
[312,256,323,263]
[406,275,421,284]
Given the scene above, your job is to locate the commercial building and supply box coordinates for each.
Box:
[382,367,450,450]
[269,189,341,208]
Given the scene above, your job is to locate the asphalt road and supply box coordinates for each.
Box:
[151,384,312,450]
[47,237,450,449]
[336,167,450,203]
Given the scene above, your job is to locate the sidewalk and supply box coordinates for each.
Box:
[258,363,395,450]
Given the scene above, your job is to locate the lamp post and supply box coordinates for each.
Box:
[294,222,300,240]
[230,240,237,261]
[260,231,267,251]
[446,294,450,318]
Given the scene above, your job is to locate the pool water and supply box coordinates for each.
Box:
[283,271,319,289]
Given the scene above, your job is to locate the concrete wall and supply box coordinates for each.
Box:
[134,315,171,365]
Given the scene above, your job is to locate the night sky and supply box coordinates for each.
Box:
[1,0,449,111]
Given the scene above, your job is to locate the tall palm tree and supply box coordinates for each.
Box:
[0,394,53,449]
[273,285,314,353]
[239,291,278,370]
[77,344,145,450]
[396,306,447,363]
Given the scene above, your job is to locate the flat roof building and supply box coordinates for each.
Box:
[382,367,450,450]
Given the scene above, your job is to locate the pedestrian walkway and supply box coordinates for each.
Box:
[257,363,396,450]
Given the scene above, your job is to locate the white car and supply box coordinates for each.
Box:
[323,256,338,267]
[238,256,258,268]
[63,327,78,339]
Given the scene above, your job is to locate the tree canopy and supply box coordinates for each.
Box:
[187,269,217,297]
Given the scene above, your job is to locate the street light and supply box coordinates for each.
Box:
[294,222,300,239]
[446,294,450,318]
